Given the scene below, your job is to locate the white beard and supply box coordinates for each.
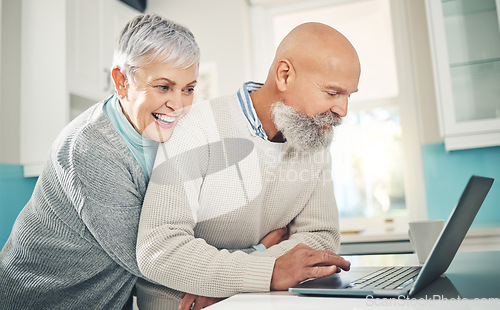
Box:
[270,102,342,153]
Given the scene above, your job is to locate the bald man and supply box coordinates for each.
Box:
[135,22,361,310]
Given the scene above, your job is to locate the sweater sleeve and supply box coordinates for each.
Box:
[251,150,341,258]
[65,129,147,278]
[136,143,276,298]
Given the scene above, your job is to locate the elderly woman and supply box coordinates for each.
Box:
[0,14,199,309]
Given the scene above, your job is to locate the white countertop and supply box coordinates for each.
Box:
[207,292,500,310]
[206,252,500,310]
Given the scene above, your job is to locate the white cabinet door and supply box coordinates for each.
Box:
[426,0,500,151]
[100,0,139,88]
[20,0,139,176]
[67,0,139,122]
[67,0,108,102]
[20,0,68,176]
[67,0,137,103]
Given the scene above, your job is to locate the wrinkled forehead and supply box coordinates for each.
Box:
[295,52,360,93]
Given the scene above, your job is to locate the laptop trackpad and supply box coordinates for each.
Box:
[294,267,381,289]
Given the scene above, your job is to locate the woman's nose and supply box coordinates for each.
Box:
[165,91,184,112]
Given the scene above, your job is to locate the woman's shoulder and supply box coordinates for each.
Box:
[51,100,134,169]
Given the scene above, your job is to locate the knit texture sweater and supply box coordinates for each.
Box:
[0,100,147,309]
[137,93,340,299]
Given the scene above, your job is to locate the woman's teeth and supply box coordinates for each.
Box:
[153,113,175,124]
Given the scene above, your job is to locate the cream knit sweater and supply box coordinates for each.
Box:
[136,93,340,299]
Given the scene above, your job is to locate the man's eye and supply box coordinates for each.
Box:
[184,87,195,94]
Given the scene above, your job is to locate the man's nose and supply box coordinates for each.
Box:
[331,97,348,117]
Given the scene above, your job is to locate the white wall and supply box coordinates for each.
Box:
[404,0,441,145]
[0,0,21,164]
[0,0,440,165]
[0,0,2,147]
[146,0,253,97]
[146,0,440,144]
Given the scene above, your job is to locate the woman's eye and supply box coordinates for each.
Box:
[157,85,170,91]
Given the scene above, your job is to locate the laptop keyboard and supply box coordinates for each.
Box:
[346,266,421,290]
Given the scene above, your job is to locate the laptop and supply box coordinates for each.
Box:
[289,175,494,298]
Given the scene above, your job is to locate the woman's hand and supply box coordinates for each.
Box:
[179,293,225,310]
[259,226,290,249]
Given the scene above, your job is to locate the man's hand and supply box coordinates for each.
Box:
[178,293,226,310]
[259,226,290,248]
[270,243,351,291]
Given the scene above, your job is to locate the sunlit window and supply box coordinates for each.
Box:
[331,107,406,219]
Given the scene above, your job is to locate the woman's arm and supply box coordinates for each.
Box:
[68,135,147,278]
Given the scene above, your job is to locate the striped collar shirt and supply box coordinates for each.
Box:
[237,81,268,140]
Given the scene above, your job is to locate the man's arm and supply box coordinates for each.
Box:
[137,142,275,297]
[178,243,348,310]
[223,226,289,253]
[136,145,348,298]
[251,150,341,258]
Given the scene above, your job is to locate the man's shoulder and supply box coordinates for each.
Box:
[187,93,238,117]
[175,93,240,131]
[162,93,244,159]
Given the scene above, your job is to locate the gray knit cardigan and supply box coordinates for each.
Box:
[0,100,147,309]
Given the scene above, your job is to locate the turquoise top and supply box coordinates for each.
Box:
[103,94,158,181]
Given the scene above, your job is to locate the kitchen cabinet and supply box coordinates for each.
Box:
[20,0,137,176]
[67,0,137,104]
[67,0,109,103]
[425,0,500,151]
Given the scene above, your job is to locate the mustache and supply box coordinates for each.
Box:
[271,102,339,152]
[270,102,344,129]
[312,110,343,128]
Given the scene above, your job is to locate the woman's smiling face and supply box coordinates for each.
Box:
[117,61,198,142]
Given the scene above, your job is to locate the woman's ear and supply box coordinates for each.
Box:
[111,67,128,99]
[274,59,295,92]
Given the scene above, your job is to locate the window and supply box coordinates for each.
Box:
[332,107,406,219]
[250,0,427,237]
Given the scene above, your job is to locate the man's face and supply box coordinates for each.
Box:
[273,52,360,152]
[282,53,360,119]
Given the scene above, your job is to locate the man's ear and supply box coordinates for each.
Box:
[111,66,128,98]
[274,59,295,92]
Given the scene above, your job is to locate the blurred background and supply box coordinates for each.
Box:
[1,0,500,252]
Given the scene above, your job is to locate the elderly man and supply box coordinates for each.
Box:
[136,22,361,309]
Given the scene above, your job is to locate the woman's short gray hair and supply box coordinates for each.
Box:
[112,14,200,79]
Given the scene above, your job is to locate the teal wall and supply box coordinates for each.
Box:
[0,164,37,247]
[1,143,499,247]
[421,143,500,226]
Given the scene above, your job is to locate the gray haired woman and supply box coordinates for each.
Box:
[0,14,199,310]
